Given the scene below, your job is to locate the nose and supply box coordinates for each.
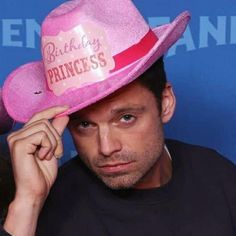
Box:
[98,125,122,157]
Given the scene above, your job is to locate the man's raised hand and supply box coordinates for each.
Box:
[4,106,69,236]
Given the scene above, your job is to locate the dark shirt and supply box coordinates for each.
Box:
[37,140,236,235]
[0,158,15,224]
[1,140,236,235]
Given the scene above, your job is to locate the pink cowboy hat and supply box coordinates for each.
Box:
[3,0,190,123]
[0,88,14,134]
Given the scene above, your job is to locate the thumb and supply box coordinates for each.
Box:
[52,115,69,136]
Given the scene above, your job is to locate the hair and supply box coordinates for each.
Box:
[138,56,167,111]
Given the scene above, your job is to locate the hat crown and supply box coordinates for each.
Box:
[47,0,81,18]
[42,0,149,55]
[40,0,156,96]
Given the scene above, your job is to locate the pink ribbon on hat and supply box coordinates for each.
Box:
[112,29,158,72]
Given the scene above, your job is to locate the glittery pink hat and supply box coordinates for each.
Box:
[3,0,190,123]
[0,88,14,134]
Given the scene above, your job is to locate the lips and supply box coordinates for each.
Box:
[97,161,134,174]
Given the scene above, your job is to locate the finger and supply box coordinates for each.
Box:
[26,106,69,126]
[9,123,57,160]
[30,120,60,147]
[8,116,68,160]
[26,116,70,159]
[35,131,53,160]
[33,131,53,160]
[52,116,69,136]
[51,115,69,159]
[13,131,52,161]
[22,119,61,156]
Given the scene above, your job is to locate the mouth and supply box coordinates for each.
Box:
[97,161,134,175]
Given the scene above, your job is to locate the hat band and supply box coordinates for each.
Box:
[43,23,158,96]
[112,29,158,72]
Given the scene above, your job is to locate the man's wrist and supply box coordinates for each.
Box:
[8,197,43,214]
[3,197,44,236]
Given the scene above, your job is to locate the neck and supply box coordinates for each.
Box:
[133,147,172,189]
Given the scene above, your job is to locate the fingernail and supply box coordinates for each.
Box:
[61,105,70,109]
[55,105,69,111]
[38,149,49,159]
[45,152,53,160]
[54,153,63,159]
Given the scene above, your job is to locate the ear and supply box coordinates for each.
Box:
[161,82,176,124]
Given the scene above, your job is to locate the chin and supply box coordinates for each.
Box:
[99,173,142,190]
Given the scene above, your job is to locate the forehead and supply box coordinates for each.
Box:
[70,81,156,119]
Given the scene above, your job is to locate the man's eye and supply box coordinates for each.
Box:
[78,121,91,129]
[120,114,136,123]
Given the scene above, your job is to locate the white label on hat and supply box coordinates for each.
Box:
[42,22,115,96]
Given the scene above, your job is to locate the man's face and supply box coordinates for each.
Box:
[68,81,171,189]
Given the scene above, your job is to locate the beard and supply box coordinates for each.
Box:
[79,139,165,190]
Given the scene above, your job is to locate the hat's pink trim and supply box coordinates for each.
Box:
[112,29,158,72]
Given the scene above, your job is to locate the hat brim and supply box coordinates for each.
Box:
[3,11,190,123]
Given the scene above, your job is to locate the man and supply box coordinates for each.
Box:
[1,1,236,236]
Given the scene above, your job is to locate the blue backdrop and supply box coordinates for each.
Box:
[0,0,235,164]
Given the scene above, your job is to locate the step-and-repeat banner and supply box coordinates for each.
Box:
[0,0,235,164]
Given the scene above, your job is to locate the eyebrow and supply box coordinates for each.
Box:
[69,113,83,121]
[69,106,146,122]
[110,106,146,115]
